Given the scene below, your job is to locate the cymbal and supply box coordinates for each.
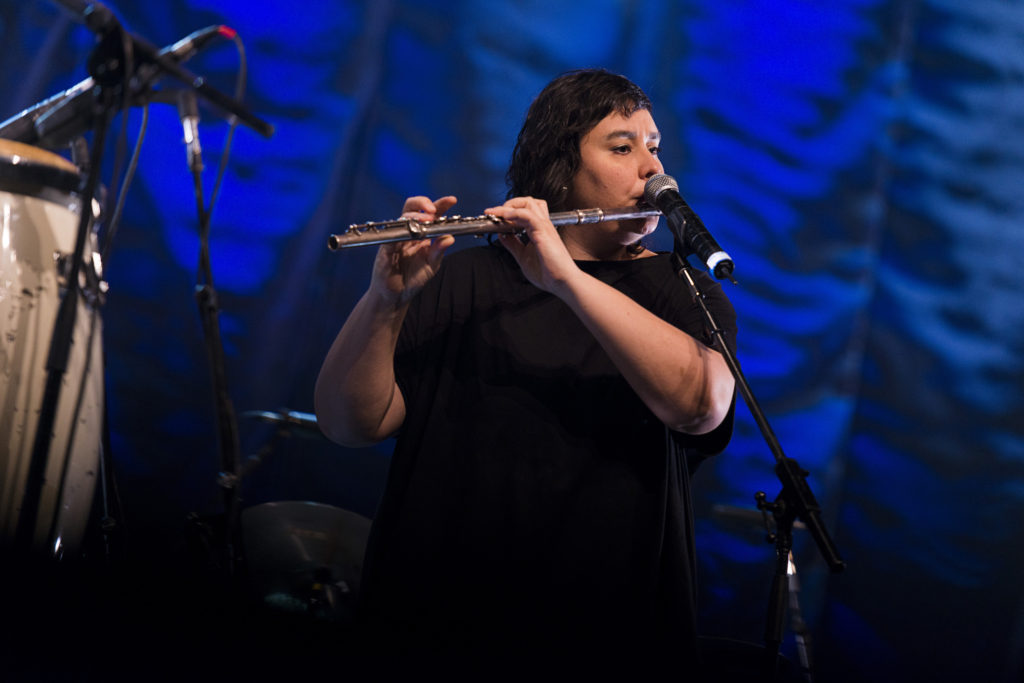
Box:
[241,501,371,618]
[241,409,323,439]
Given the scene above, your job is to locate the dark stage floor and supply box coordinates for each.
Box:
[1,530,802,682]
[1,554,359,681]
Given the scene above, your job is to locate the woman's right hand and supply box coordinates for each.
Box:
[368,195,457,307]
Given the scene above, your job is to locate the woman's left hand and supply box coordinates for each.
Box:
[486,196,580,294]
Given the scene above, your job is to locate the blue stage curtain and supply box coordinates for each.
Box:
[2,2,1022,680]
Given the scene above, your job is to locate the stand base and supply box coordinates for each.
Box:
[699,636,804,683]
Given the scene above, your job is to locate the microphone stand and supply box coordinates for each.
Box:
[16,1,272,557]
[154,22,258,581]
[184,93,244,577]
[49,0,273,140]
[670,247,846,683]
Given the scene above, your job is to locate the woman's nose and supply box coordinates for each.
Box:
[640,151,663,178]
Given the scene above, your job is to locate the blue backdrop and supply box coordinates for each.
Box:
[2,1,1023,681]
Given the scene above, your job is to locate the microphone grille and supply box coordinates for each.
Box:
[643,173,678,205]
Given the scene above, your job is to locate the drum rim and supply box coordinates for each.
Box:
[0,139,78,172]
[0,168,81,206]
[0,139,80,200]
[0,178,81,211]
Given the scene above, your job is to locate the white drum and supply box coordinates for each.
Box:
[0,138,104,559]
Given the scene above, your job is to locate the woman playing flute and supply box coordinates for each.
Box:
[315,68,737,673]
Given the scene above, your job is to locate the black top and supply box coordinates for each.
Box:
[358,244,737,659]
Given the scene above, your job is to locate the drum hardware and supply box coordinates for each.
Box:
[227,411,319,528]
[52,242,107,307]
[235,410,323,483]
[54,252,71,288]
[210,412,367,623]
[205,408,318,571]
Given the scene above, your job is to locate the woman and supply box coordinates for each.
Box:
[315,69,737,664]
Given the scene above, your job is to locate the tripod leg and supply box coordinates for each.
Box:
[787,551,814,682]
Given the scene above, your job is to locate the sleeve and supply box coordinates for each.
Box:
[665,269,739,457]
[674,395,735,457]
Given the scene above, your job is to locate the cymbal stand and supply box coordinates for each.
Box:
[785,548,814,681]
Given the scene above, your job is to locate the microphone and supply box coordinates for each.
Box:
[0,79,94,144]
[0,25,232,148]
[176,89,203,174]
[644,174,735,281]
[161,24,236,63]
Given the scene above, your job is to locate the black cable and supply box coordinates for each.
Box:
[204,31,246,227]
[100,103,149,266]
[187,30,249,575]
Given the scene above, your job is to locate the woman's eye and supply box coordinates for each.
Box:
[612,145,631,154]
[649,146,661,156]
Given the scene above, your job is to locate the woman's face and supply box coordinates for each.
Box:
[565,108,664,243]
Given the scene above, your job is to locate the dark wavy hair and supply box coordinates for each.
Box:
[505,69,652,211]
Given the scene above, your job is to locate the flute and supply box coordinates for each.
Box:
[327,206,661,250]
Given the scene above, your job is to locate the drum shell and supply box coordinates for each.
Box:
[0,139,103,559]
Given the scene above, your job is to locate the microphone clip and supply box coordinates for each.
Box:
[177,89,204,174]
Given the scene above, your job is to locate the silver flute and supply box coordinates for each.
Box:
[327,206,662,250]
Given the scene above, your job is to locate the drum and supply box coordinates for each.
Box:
[0,138,104,559]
